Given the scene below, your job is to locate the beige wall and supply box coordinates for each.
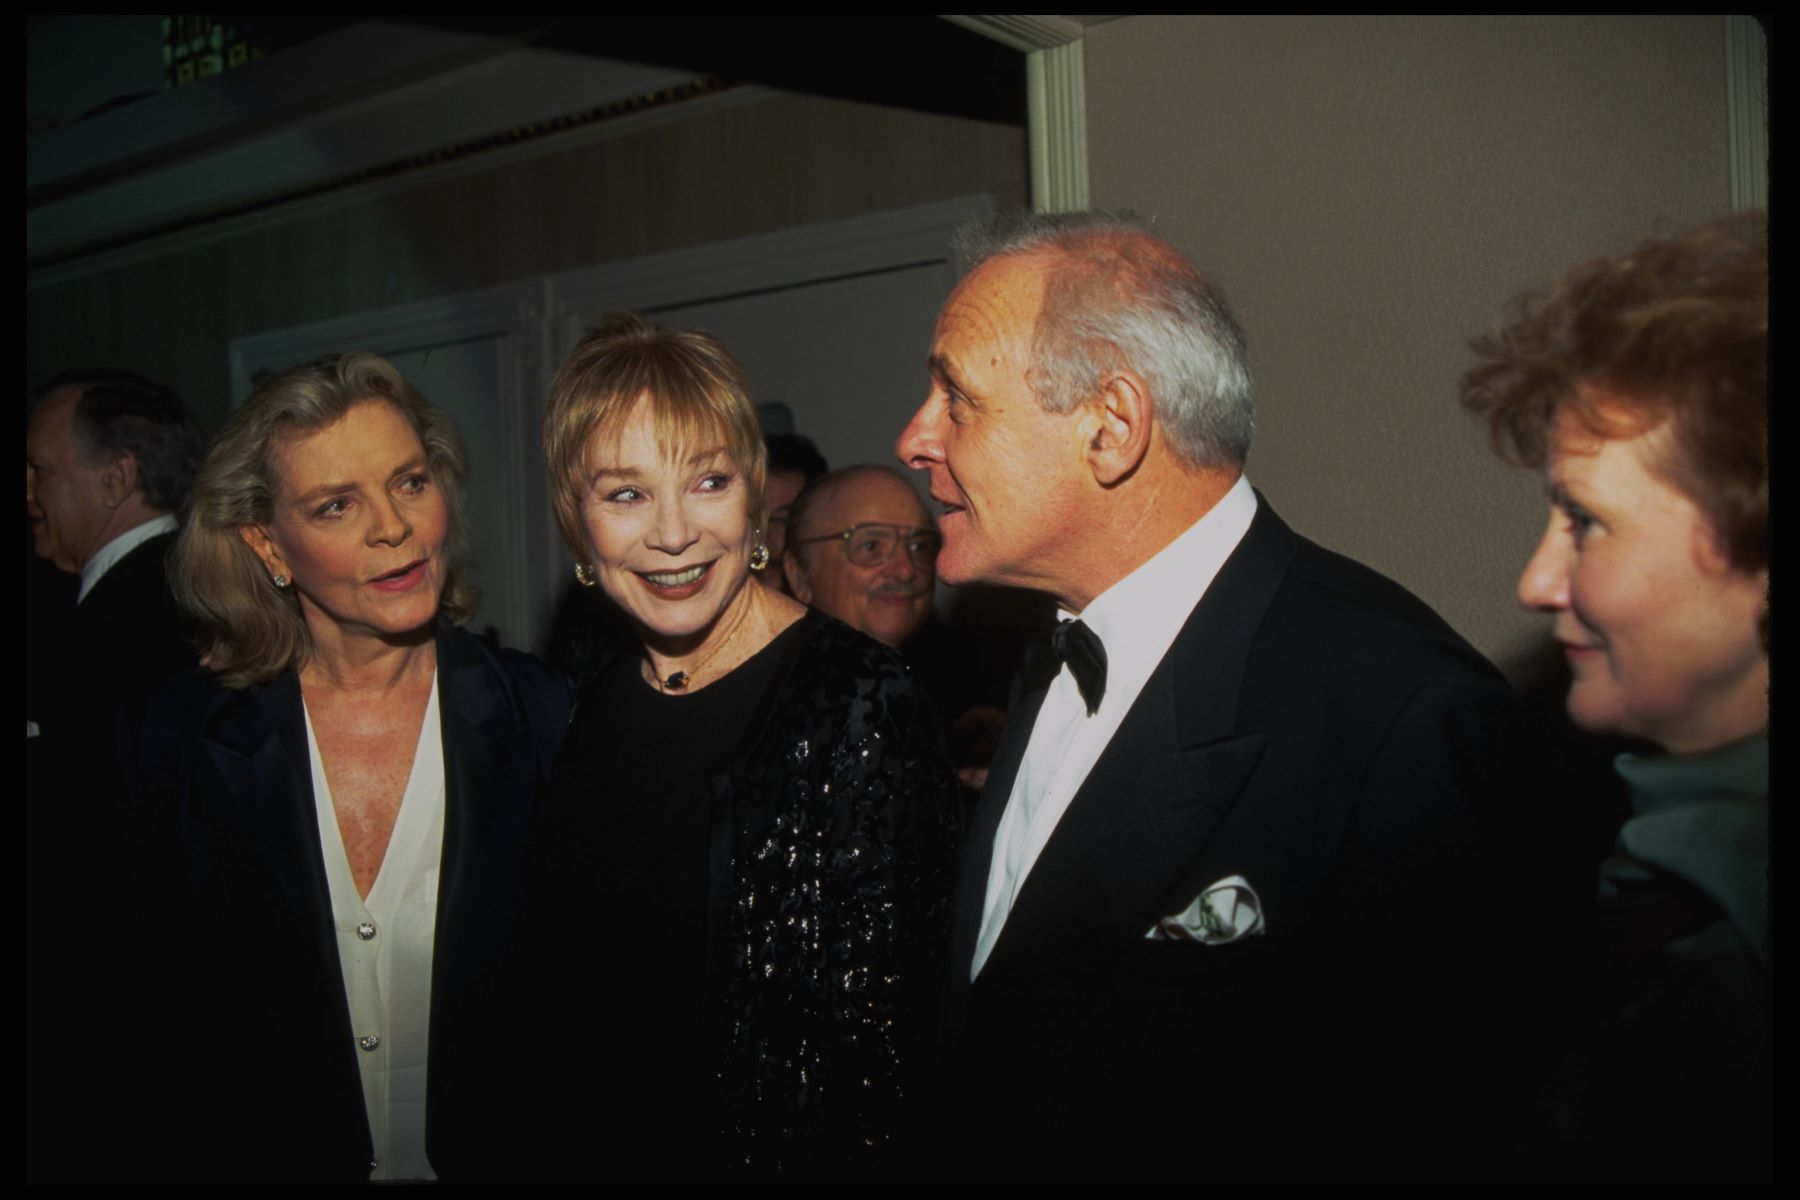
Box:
[28,91,1027,432]
[1083,15,1731,674]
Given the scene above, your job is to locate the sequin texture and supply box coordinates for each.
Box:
[713,617,962,1176]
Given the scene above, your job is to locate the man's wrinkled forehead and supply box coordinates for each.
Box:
[935,252,1053,358]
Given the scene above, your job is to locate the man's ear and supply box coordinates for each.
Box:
[1084,369,1155,487]
[783,551,813,603]
[98,453,142,509]
[239,524,286,580]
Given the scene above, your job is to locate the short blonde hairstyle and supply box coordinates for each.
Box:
[544,312,767,561]
[174,353,476,688]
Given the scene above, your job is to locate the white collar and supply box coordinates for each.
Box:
[78,514,179,604]
[970,474,1259,980]
[1068,473,1258,713]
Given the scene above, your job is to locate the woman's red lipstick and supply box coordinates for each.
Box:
[636,561,714,601]
[369,559,428,592]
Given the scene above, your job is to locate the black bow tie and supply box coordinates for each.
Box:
[1047,618,1108,716]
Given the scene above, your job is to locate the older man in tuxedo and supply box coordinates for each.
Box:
[897,214,1569,1181]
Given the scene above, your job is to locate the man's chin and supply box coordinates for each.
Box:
[31,535,69,572]
[934,548,980,588]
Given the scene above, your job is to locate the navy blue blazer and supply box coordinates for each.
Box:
[123,624,568,1182]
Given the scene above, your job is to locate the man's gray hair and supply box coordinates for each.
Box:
[954,211,1254,469]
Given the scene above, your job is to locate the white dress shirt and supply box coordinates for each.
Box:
[305,673,446,1181]
[77,513,178,604]
[971,475,1257,979]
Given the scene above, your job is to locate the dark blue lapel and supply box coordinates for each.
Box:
[972,496,1298,997]
[428,627,537,1112]
[193,668,371,1159]
[190,629,543,1152]
[194,670,343,985]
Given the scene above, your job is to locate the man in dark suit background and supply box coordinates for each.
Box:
[896,213,1573,1181]
[26,369,203,742]
[26,369,203,1177]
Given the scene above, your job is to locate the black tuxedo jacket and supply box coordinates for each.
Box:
[117,625,569,1182]
[27,530,199,1181]
[941,497,1570,1182]
[30,529,192,745]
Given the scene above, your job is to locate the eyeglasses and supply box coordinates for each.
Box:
[792,523,942,568]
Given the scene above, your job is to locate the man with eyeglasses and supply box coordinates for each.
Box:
[785,465,1018,792]
[782,465,941,650]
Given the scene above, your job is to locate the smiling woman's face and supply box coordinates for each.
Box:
[1515,405,1768,753]
[580,398,753,645]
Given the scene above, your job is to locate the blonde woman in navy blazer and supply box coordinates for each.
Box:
[122,355,567,1182]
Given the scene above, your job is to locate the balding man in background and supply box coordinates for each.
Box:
[785,465,1013,782]
[783,464,939,650]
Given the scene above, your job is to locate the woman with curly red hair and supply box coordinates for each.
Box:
[1464,213,1768,1182]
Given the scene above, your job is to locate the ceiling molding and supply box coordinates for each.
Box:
[28,23,704,270]
[30,21,542,198]
[942,15,1085,53]
[28,84,769,289]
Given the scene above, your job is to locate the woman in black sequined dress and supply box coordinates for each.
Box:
[520,314,960,1180]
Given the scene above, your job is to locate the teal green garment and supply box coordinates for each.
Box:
[1600,734,1769,966]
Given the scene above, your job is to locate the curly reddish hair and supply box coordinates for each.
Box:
[1461,213,1767,573]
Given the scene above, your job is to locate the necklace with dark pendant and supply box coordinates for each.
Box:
[653,599,750,693]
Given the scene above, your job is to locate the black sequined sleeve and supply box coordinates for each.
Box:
[717,633,962,1177]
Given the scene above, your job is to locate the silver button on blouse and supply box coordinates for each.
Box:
[357,921,377,941]
[358,1034,381,1052]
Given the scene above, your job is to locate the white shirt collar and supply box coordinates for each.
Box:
[970,474,1258,979]
[78,513,179,605]
[1066,473,1258,716]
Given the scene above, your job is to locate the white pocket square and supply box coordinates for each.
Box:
[1145,874,1265,944]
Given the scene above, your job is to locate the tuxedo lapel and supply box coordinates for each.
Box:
[975,669,1266,994]
[975,496,1299,993]
[944,669,1050,1023]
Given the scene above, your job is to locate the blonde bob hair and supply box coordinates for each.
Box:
[544,312,767,562]
[174,353,476,688]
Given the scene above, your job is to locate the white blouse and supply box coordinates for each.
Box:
[304,673,445,1181]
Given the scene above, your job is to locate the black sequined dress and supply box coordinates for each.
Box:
[522,611,961,1180]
